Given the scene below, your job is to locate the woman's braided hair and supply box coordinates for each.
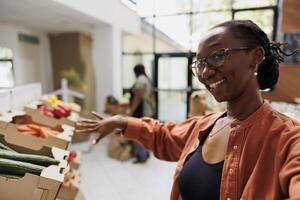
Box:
[215,20,298,90]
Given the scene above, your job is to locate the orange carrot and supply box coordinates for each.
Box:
[21,130,37,135]
[39,127,49,138]
[17,125,32,132]
[27,124,42,132]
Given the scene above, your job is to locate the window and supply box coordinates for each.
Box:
[233,0,276,9]
[234,9,275,39]
[122,54,154,89]
[0,47,14,88]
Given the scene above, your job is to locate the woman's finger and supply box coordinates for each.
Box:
[92,133,106,145]
[76,122,98,128]
[79,118,99,124]
[92,111,104,120]
[92,134,101,145]
[76,126,98,134]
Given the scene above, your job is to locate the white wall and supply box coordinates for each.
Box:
[51,0,140,113]
[112,26,123,100]
[0,0,141,113]
[52,0,140,34]
[92,24,123,113]
[0,23,53,93]
[92,25,113,113]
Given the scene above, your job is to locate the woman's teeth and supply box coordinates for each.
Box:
[209,79,225,89]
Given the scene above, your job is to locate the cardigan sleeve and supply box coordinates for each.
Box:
[279,127,300,199]
[123,116,201,161]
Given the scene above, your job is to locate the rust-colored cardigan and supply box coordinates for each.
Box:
[123,103,300,200]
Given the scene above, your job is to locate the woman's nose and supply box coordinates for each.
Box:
[198,63,215,81]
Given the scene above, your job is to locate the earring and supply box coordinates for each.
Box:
[254,63,258,76]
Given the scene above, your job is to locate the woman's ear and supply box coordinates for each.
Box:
[251,47,265,69]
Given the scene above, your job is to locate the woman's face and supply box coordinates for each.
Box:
[196,26,258,102]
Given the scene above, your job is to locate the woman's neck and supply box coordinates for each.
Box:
[226,89,263,120]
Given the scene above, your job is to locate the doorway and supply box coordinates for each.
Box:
[153,52,197,121]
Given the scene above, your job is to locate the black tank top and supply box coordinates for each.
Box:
[178,145,224,200]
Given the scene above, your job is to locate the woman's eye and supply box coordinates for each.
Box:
[212,52,224,60]
[209,52,225,64]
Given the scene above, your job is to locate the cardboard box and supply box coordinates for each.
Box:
[0,166,64,200]
[57,170,80,200]
[0,137,70,200]
[188,91,208,117]
[74,189,86,200]
[104,103,128,115]
[0,112,73,150]
[188,90,226,117]
[25,106,77,127]
[71,132,90,144]
[0,131,70,165]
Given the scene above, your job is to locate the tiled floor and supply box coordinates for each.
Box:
[70,136,177,200]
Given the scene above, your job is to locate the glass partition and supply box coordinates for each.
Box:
[158,56,188,121]
[122,54,154,88]
[234,9,275,39]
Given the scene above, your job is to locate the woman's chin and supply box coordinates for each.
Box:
[211,93,229,103]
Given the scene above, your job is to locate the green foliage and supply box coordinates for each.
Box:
[106,95,119,104]
[61,68,86,90]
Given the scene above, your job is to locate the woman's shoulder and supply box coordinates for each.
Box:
[265,108,300,139]
[269,108,300,128]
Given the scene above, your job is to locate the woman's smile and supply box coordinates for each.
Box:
[208,79,226,89]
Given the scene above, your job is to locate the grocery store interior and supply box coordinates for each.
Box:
[0,0,299,199]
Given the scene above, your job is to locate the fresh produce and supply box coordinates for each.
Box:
[52,107,67,119]
[38,101,74,119]
[38,105,54,117]
[48,95,59,107]
[0,143,61,180]
[67,151,77,162]
[0,158,45,176]
[63,169,78,187]
[106,95,119,104]
[0,173,22,179]
[58,104,71,115]
[17,124,59,138]
[0,143,17,153]
[0,149,59,167]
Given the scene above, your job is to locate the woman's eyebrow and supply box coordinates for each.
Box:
[197,43,223,59]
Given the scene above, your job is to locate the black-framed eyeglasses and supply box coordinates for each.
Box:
[189,47,253,76]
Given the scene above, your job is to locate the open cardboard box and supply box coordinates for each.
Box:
[57,169,80,200]
[0,166,64,200]
[25,105,78,127]
[0,111,73,150]
[0,129,70,166]
[0,137,70,200]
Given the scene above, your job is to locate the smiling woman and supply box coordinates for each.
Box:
[76,20,300,200]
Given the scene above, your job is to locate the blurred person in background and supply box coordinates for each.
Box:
[127,64,155,163]
[76,20,299,200]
